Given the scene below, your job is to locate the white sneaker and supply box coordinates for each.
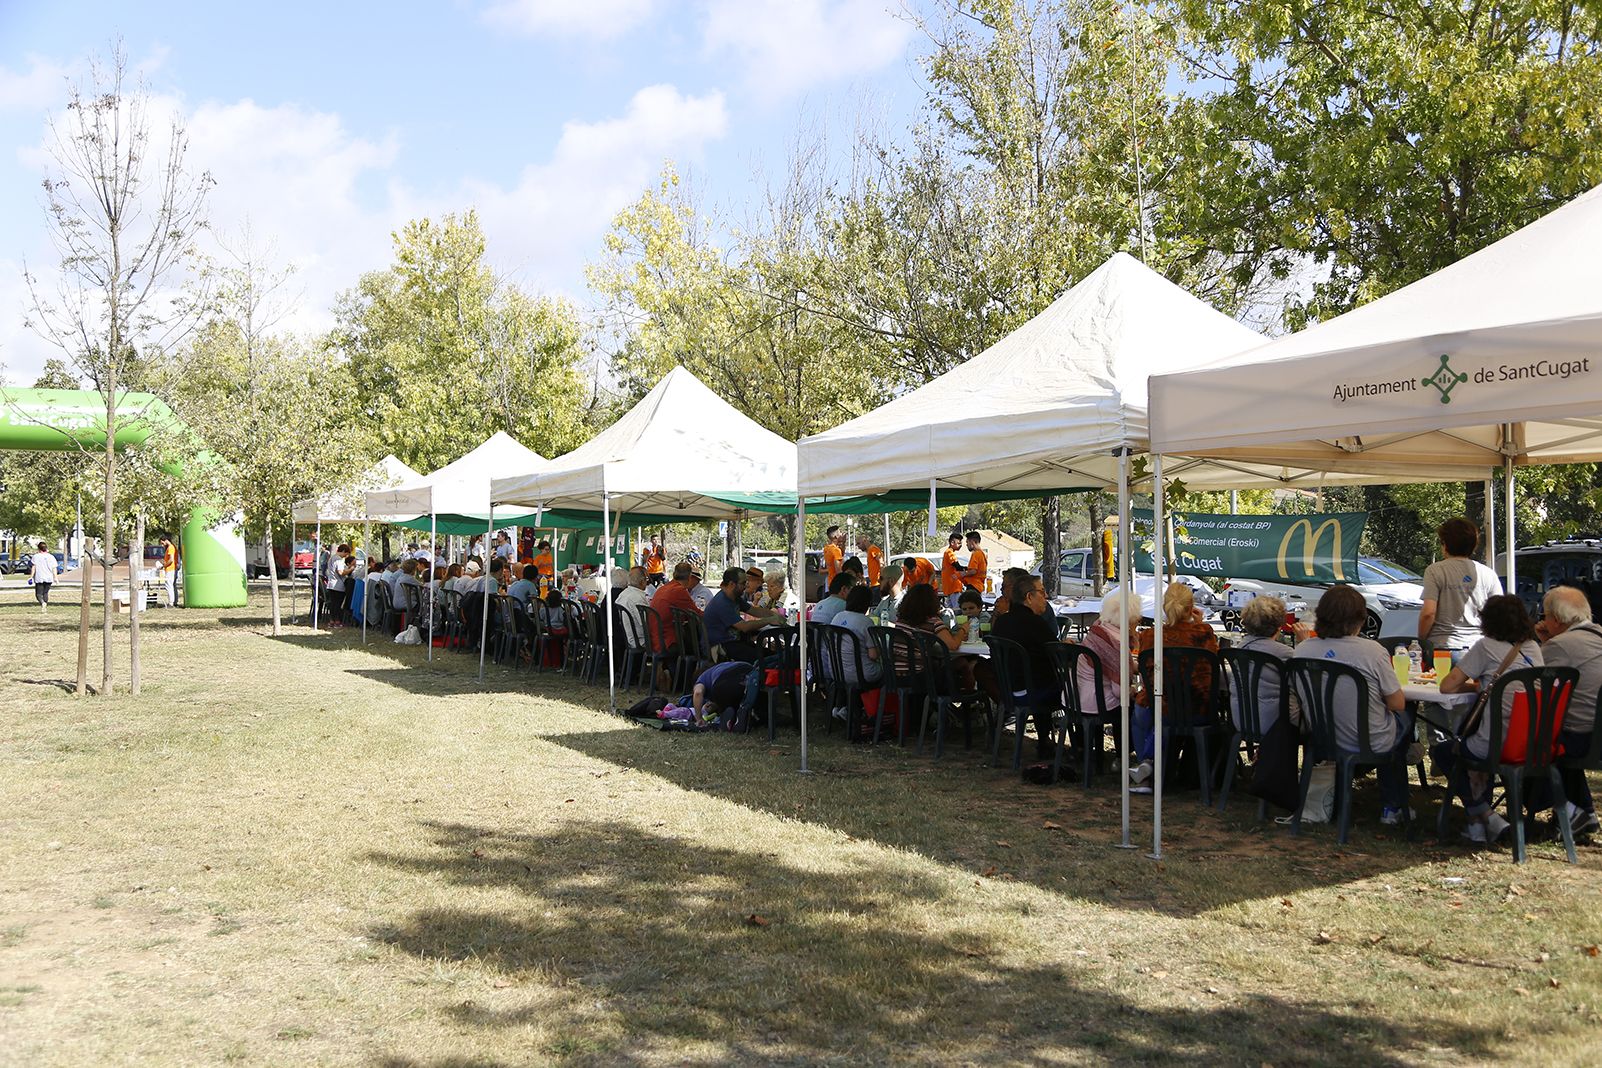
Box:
[1569,804,1600,837]
[1486,812,1511,841]
[1379,806,1415,826]
[1128,760,1152,785]
[1460,821,1488,844]
[831,706,847,721]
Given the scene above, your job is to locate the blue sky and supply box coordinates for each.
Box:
[0,1,931,384]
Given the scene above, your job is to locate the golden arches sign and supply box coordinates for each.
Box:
[1277,518,1346,581]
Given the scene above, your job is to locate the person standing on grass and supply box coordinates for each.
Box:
[30,541,57,613]
[940,531,965,608]
[960,530,988,596]
[159,533,179,608]
[822,525,845,586]
[1418,517,1503,663]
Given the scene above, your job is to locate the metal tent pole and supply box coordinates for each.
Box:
[427,512,436,662]
[603,484,616,714]
[313,520,322,631]
[478,512,493,683]
[362,518,370,645]
[1504,443,1517,591]
[798,494,810,773]
[1116,448,1133,849]
[290,515,297,623]
[1149,453,1166,861]
[883,512,891,560]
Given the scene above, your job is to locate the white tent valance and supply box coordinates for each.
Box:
[490,367,796,516]
[367,431,548,518]
[293,454,421,524]
[1149,183,1602,471]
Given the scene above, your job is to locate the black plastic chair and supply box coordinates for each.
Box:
[911,630,986,760]
[1554,690,1602,837]
[1435,666,1579,864]
[1218,648,1286,818]
[873,625,926,747]
[670,607,714,693]
[611,602,642,691]
[984,634,1040,771]
[824,625,883,742]
[1137,647,1227,806]
[1284,658,1411,844]
[509,599,538,671]
[1048,643,1119,789]
[438,589,463,649]
[637,605,673,698]
[754,625,799,741]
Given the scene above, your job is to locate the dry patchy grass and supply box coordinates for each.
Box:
[1,590,1600,1066]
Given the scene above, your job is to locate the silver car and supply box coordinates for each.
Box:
[1221,556,1424,640]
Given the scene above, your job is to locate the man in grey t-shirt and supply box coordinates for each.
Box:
[1418,517,1503,654]
[1292,636,1405,752]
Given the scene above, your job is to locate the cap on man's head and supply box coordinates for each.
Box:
[465,560,482,574]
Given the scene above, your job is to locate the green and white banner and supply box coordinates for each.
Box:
[1133,509,1367,583]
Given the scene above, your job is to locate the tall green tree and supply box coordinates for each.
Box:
[332,211,589,473]
[180,239,371,635]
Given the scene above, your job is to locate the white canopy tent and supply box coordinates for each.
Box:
[798,252,1313,848]
[365,431,549,520]
[799,252,1387,498]
[489,366,800,702]
[290,454,421,632]
[362,432,549,659]
[1147,183,1602,856]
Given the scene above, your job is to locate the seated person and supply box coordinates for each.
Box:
[990,568,1029,620]
[705,566,777,663]
[756,569,800,618]
[507,564,538,607]
[989,575,1062,760]
[956,587,986,629]
[811,572,857,625]
[1438,593,1543,843]
[1232,595,1302,732]
[649,562,703,654]
[540,589,570,636]
[830,584,883,685]
[893,581,974,691]
[1532,586,1602,837]
[873,564,904,625]
[1078,592,1137,717]
[1292,584,1413,826]
[614,567,651,649]
[687,568,715,612]
[1128,583,1221,787]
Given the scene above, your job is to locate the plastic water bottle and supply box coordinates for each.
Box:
[1407,640,1424,675]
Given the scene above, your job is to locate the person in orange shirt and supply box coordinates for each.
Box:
[822,525,845,583]
[642,535,666,587]
[940,531,964,607]
[855,532,883,586]
[905,555,936,589]
[960,530,988,594]
[532,539,555,594]
[159,533,179,608]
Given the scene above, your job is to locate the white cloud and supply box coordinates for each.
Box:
[418,83,728,294]
[701,0,913,101]
[481,0,658,38]
[0,54,74,114]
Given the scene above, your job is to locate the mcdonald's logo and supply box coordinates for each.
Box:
[1276,518,1346,581]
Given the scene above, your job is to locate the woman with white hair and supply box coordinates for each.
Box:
[755,569,800,620]
[1124,583,1222,787]
[1233,595,1301,732]
[1079,592,1138,716]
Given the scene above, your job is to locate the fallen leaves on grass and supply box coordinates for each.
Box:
[1584,945,1600,957]
[1315,931,1334,945]
[745,914,770,928]
[1042,821,1062,831]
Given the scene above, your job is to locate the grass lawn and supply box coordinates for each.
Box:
[2,589,1601,1066]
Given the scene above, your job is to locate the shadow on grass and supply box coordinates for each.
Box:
[538,723,1452,918]
[364,818,1496,1066]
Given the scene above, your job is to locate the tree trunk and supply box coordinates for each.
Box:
[75,537,91,695]
[129,509,143,696]
[382,530,391,563]
[102,396,116,696]
[266,517,283,636]
[1464,480,1486,539]
[1089,494,1104,596]
[1041,495,1061,596]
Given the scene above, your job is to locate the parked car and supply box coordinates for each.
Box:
[1507,537,1602,621]
[1221,556,1424,639]
[248,538,317,579]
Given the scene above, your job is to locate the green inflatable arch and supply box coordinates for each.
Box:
[0,388,247,607]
